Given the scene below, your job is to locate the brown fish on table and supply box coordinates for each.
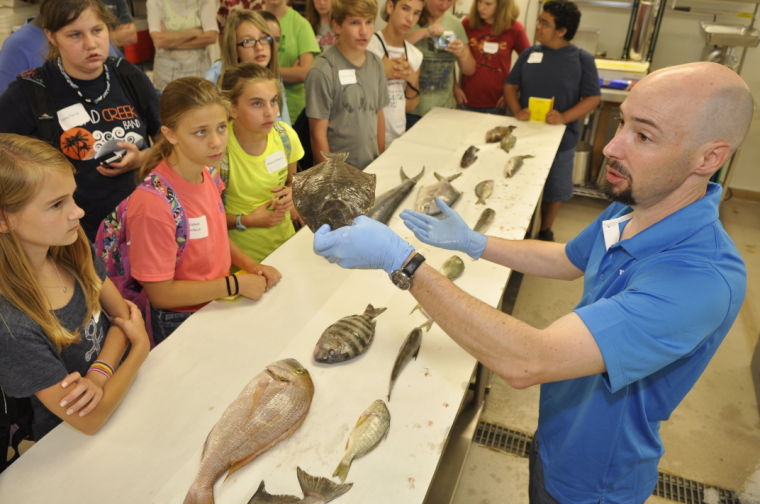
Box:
[460,145,479,168]
[184,359,314,504]
[388,320,433,401]
[485,125,516,143]
[247,467,353,504]
[366,166,425,224]
[474,208,495,234]
[504,154,535,177]
[314,304,387,363]
[475,179,494,205]
[333,399,391,482]
[415,172,462,216]
[292,152,376,231]
[410,255,464,313]
[499,134,517,154]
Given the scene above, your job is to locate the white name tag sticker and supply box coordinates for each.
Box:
[527,52,544,64]
[338,69,357,85]
[483,42,499,54]
[57,103,91,130]
[265,150,288,173]
[188,216,209,239]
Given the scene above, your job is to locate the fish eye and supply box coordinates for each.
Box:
[294,367,307,375]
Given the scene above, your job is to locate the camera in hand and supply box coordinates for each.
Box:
[433,32,456,51]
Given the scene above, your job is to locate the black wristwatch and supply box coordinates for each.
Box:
[390,252,426,290]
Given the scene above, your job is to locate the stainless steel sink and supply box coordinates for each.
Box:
[700,22,760,47]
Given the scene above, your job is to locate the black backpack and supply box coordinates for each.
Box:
[1,387,33,473]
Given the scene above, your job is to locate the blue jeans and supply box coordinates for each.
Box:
[529,438,560,504]
[150,306,192,345]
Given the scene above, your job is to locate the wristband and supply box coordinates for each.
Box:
[88,360,114,379]
[231,273,240,296]
[225,275,232,296]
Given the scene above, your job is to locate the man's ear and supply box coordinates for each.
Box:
[694,141,732,177]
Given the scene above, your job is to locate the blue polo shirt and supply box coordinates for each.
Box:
[538,182,746,503]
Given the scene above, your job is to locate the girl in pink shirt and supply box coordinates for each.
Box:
[126,77,281,344]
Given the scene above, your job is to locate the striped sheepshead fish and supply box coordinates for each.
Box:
[313,305,387,363]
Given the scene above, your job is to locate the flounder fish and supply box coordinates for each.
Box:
[314,304,387,363]
[475,180,494,205]
[460,145,479,168]
[504,154,535,178]
[333,399,391,482]
[388,320,433,401]
[415,172,462,216]
[485,125,516,143]
[366,167,425,224]
[184,359,314,504]
[247,467,352,504]
[292,152,376,231]
[474,208,495,234]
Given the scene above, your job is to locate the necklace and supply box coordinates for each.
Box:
[56,57,111,105]
[51,260,69,294]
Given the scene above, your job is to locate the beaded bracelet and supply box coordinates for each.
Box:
[87,360,114,379]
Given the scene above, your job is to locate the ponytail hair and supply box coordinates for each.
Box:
[139,77,230,180]
[0,134,101,351]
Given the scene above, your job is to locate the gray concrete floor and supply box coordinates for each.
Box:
[450,195,760,504]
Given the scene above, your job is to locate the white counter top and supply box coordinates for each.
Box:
[0,108,565,503]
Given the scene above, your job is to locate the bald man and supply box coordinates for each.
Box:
[312,62,754,503]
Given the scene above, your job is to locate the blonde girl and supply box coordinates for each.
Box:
[126,77,281,344]
[0,134,148,440]
[220,63,305,263]
[206,9,292,126]
[459,0,530,112]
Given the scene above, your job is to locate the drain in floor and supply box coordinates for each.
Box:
[473,421,742,504]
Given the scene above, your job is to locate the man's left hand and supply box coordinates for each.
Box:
[313,216,414,274]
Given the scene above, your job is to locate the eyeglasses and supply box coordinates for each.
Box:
[236,36,274,48]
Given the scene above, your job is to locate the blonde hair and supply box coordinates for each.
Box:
[219,9,280,86]
[0,134,101,351]
[221,62,279,107]
[331,0,378,25]
[139,78,230,180]
[41,0,116,61]
[468,0,519,35]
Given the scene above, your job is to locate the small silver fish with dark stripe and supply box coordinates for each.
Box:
[314,305,387,363]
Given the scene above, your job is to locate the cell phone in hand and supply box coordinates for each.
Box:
[101,149,126,168]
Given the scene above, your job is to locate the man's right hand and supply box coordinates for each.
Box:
[400,198,487,259]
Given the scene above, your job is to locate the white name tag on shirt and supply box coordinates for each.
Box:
[483,42,499,54]
[527,52,544,64]
[265,150,288,173]
[188,216,209,240]
[57,103,91,130]
[338,69,357,85]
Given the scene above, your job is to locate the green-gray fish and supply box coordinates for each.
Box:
[474,208,495,234]
[333,400,391,482]
[504,155,535,177]
[499,134,517,154]
[388,320,433,401]
[247,467,352,504]
[442,255,465,280]
[475,179,494,205]
[313,304,387,363]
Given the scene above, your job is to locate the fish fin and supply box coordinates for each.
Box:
[364,304,387,319]
[412,346,421,360]
[332,454,353,482]
[410,303,420,314]
[247,481,301,504]
[433,172,444,181]
[323,151,349,163]
[411,166,425,182]
[420,319,434,332]
[476,198,484,205]
[297,467,353,501]
[447,172,463,182]
[400,166,409,181]
[523,155,535,159]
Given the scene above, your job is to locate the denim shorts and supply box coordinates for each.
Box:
[529,438,561,504]
[150,306,192,346]
[543,148,576,203]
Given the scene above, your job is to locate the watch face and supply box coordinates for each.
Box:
[391,270,411,290]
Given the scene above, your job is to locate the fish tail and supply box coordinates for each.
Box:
[409,304,420,314]
[400,166,409,181]
[298,466,354,501]
[476,198,484,205]
[183,485,214,504]
[420,319,434,332]
[388,378,395,401]
[332,454,353,482]
[364,304,387,319]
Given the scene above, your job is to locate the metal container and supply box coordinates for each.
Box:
[573,143,591,186]
[700,22,760,48]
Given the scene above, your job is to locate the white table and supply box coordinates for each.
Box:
[0,108,564,503]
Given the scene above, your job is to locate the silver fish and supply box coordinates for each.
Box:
[247,467,353,504]
[415,172,462,215]
[388,320,433,401]
[366,166,425,224]
[442,255,465,280]
[504,154,535,178]
[314,304,387,363]
[460,145,479,168]
[499,134,517,154]
[184,359,314,504]
[474,179,494,205]
[485,125,516,143]
[292,152,376,232]
[474,208,495,234]
[333,399,391,482]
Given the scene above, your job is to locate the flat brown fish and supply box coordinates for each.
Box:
[184,359,314,504]
[314,304,387,363]
[474,208,495,233]
[247,467,353,504]
[460,145,479,168]
[474,180,494,205]
[292,152,376,231]
[485,125,516,143]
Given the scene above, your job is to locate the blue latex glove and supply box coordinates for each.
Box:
[313,215,414,274]
[400,197,487,259]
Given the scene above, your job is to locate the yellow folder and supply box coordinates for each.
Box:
[529,96,554,122]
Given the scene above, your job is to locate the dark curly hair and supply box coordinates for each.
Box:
[542,0,581,41]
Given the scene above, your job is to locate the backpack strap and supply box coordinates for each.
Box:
[273,122,292,160]
[138,173,189,263]
[18,67,58,148]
